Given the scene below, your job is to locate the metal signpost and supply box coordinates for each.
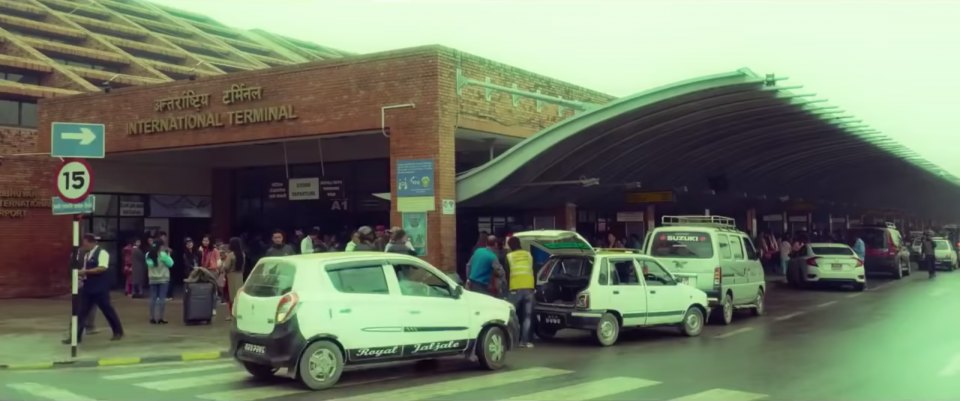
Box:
[51,122,104,359]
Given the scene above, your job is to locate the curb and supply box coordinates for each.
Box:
[0,350,229,371]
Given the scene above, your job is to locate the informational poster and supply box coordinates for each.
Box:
[119,200,145,216]
[441,199,456,215]
[267,182,287,200]
[402,212,428,257]
[396,159,435,212]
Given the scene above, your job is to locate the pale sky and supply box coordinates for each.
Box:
[161,0,960,174]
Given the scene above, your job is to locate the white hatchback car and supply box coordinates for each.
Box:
[231,252,519,390]
[513,230,709,347]
[786,243,866,291]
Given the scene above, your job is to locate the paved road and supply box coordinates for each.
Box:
[3,268,960,401]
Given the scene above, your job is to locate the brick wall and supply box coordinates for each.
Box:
[444,47,616,137]
[37,46,448,154]
[0,126,70,298]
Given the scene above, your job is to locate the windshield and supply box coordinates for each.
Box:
[935,240,951,250]
[244,260,296,297]
[849,229,886,249]
[651,231,714,259]
[812,246,855,256]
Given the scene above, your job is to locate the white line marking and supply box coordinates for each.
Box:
[136,371,249,391]
[7,383,96,401]
[103,362,234,380]
[870,281,897,291]
[938,353,960,377]
[815,301,837,308]
[669,388,769,401]
[773,312,805,321]
[198,386,306,401]
[503,377,660,401]
[845,292,863,298]
[930,288,948,298]
[329,367,572,401]
[713,327,754,339]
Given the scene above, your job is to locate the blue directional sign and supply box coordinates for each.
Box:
[51,122,105,159]
[52,195,95,215]
[396,159,435,197]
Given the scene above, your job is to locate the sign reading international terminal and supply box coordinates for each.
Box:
[127,83,298,136]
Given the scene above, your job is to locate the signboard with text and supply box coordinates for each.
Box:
[55,159,93,204]
[396,159,435,197]
[289,178,320,200]
[52,196,95,216]
[625,191,674,204]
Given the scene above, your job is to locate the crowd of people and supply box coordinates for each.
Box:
[69,224,421,343]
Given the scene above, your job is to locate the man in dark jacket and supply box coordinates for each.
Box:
[921,231,937,279]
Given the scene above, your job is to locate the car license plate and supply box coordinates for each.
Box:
[543,314,562,326]
[243,343,266,354]
[832,264,843,270]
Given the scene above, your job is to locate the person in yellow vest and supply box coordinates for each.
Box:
[505,236,535,348]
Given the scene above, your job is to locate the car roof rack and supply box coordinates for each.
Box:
[661,215,737,229]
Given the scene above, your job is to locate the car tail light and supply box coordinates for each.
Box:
[806,257,820,267]
[713,267,721,288]
[275,292,300,324]
[575,292,590,309]
[855,259,864,267]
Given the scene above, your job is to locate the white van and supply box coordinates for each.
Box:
[512,230,709,347]
[644,216,765,325]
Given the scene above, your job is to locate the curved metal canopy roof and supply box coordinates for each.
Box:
[457,68,960,219]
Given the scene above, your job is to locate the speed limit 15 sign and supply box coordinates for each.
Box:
[55,159,94,204]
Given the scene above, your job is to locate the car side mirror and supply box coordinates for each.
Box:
[452,284,463,299]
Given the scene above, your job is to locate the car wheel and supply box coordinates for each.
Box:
[750,289,765,316]
[242,362,278,379]
[476,326,507,370]
[534,326,557,341]
[593,313,620,346]
[853,283,866,292]
[894,260,904,280]
[297,341,344,390]
[678,307,704,337]
[711,293,734,325]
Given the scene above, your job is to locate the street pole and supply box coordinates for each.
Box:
[70,215,80,358]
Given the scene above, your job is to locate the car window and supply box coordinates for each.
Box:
[718,234,732,260]
[849,229,885,249]
[245,260,297,297]
[650,231,715,259]
[730,237,744,260]
[811,247,855,256]
[609,259,639,285]
[935,240,951,250]
[597,258,609,285]
[392,263,453,298]
[744,237,759,260]
[326,264,389,295]
[638,259,675,286]
[542,256,593,281]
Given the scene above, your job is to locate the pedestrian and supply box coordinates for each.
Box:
[852,234,866,260]
[199,235,223,313]
[264,229,295,257]
[780,234,793,281]
[352,226,378,251]
[122,238,136,297]
[293,228,306,254]
[145,241,174,324]
[300,228,320,254]
[921,230,936,279]
[223,237,246,321]
[505,236,535,348]
[385,228,416,255]
[466,235,505,298]
[64,234,123,344]
[606,232,624,248]
[374,225,389,252]
[129,237,147,299]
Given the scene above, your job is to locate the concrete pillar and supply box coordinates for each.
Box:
[646,205,656,232]
[564,203,577,231]
[782,211,788,233]
[746,208,757,238]
[704,208,711,216]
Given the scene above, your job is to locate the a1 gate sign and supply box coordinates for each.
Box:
[55,159,94,204]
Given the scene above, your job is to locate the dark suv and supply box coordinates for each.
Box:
[848,225,912,279]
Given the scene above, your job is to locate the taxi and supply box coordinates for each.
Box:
[513,230,709,347]
[230,252,519,390]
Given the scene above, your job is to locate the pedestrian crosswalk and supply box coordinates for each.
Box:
[4,361,772,401]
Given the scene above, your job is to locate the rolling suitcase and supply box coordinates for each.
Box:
[183,282,215,325]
